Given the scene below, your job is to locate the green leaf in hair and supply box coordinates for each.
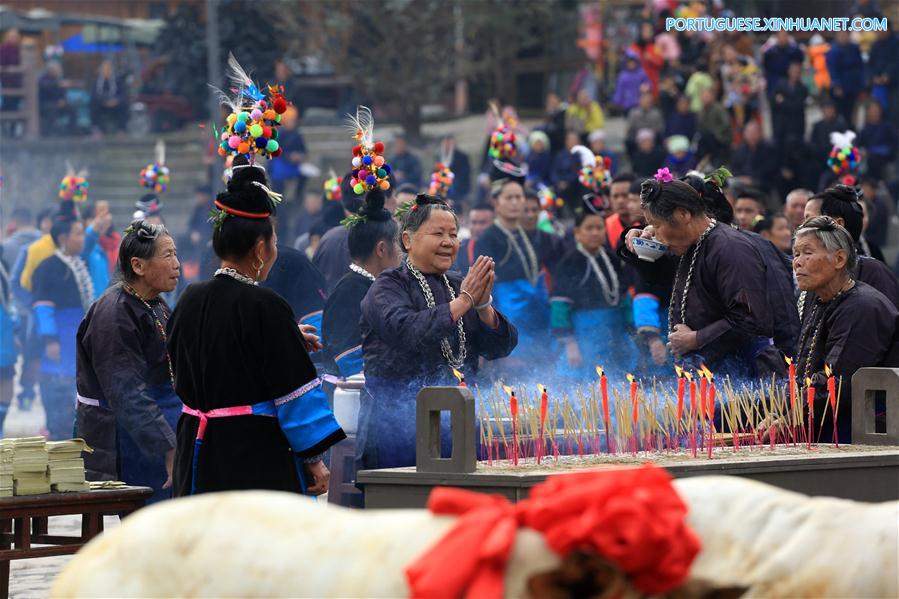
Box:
[207,209,230,231]
[705,167,733,188]
[394,200,415,221]
[340,213,368,229]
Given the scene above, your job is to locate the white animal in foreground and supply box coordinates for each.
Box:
[52,476,898,598]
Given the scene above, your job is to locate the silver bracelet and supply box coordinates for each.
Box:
[460,290,476,307]
[474,295,493,310]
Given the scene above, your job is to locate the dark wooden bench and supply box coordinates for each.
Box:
[0,486,152,598]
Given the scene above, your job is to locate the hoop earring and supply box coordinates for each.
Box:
[253,258,264,281]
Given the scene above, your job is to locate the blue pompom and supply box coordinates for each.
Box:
[234,121,247,134]
[383,164,392,175]
[362,155,373,166]
[256,138,268,149]
[366,175,377,186]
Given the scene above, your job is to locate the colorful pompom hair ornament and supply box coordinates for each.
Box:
[487,101,518,161]
[58,163,89,202]
[139,140,170,193]
[537,184,564,211]
[827,130,861,176]
[323,171,342,202]
[211,53,291,164]
[571,145,612,193]
[346,105,391,195]
[428,161,455,197]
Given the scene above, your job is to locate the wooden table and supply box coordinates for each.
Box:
[0,487,152,598]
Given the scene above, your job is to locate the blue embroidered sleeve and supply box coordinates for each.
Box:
[274,378,344,456]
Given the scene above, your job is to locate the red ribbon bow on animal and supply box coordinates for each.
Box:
[405,465,700,598]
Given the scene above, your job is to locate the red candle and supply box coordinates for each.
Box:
[699,373,708,421]
[452,368,466,387]
[786,357,797,446]
[688,373,697,457]
[597,367,612,454]
[806,378,814,450]
[503,386,519,466]
[707,379,716,422]
[675,366,685,422]
[628,374,639,454]
[688,375,696,419]
[826,365,838,447]
[538,385,548,464]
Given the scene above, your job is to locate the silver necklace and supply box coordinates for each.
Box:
[495,222,539,286]
[215,267,257,286]
[796,279,854,382]
[349,263,376,282]
[405,258,467,368]
[668,219,717,335]
[577,244,620,306]
[55,249,95,310]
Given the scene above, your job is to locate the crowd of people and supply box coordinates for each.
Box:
[1,4,898,502]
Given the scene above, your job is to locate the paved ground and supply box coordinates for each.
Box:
[8,515,121,599]
[4,397,95,598]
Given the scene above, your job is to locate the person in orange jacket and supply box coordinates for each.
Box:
[807,34,831,95]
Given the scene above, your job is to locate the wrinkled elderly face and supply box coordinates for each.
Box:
[404,209,459,274]
[134,235,181,294]
[644,209,695,256]
[793,234,845,292]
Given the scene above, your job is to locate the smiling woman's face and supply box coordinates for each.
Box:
[404,209,460,274]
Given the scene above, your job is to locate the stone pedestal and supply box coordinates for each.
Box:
[415,386,477,474]
[852,368,899,445]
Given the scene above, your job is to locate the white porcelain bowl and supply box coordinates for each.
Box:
[632,237,668,262]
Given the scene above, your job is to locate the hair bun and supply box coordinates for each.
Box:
[359,188,391,222]
[415,193,449,208]
[829,184,859,203]
[639,178,661,204]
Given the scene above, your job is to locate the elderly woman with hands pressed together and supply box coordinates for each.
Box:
[359,193,518,470]
[793,216,899,442]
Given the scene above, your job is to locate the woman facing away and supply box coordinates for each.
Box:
[167,163,345,497]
